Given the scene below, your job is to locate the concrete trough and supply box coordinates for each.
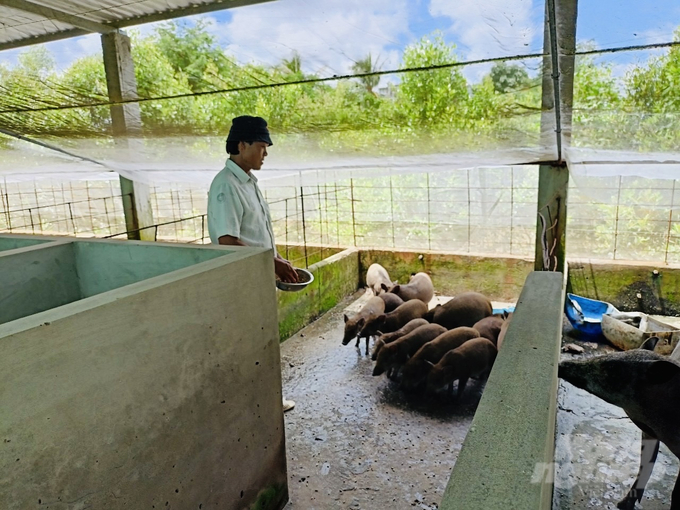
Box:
[0,238,289,510]
[0,233,59,253]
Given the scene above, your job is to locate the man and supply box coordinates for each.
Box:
[207,115,297,412]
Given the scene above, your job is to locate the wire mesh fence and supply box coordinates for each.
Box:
[2,167,680,265]
[0,176,127,236]
[567,174,680,264]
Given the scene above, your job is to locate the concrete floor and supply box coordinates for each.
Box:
[280,292,679,510]
[280,291,488,510]
[554,324,679,510]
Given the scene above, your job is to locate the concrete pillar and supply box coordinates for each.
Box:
[535,0,577,273]
[101,31,154,241]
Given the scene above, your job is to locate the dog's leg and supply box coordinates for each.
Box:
[617,432,659,510]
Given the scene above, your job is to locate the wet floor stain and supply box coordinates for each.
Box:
[280,292,485,510]
[281,295,680,509]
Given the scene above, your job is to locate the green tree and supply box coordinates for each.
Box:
[489,62,531,94]
[625,28,680,113]
[351,53,381,95]
[59,55,110,131]
[154,20,236,92]
[396,33,468,128]
[281,52,303,78]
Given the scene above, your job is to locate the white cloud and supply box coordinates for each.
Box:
[209,0,411,78]
[429,0,541,59]
[428,0,543,82]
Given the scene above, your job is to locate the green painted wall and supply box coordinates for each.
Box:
[0,235,52,252]
[277,248,359,342]
[0,243,81,325]
[360,250,534,302]
[568,260,680,315]
[74,241,235,298]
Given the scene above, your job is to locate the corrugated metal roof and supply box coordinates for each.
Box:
[0,0,274,51]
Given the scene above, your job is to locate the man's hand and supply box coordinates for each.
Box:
[275,257,298,283]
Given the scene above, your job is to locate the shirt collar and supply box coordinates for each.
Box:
[226,158,257,183]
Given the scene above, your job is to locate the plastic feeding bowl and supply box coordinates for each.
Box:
[276,267,314,292]
[565,293,619,338]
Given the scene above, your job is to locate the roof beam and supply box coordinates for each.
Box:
[0,0,116,34]
[0,0,276,52]
[112,0,276,29]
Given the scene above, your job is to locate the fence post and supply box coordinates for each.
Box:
[390,174,395,248]
[666,179,677,264]
[285,197,290,261]
[613,175,622,260]
[427,173,431,251]
[467,169,471,252]
[350,178,357,247]
[300,187,308,268]
[334,183,340,246]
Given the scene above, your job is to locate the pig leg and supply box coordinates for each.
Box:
[365,337,371,356]
[456,377,469,399]
[447,381,454,398]
[616,433,659,510]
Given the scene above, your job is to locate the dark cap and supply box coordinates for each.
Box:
[226,115,273,146]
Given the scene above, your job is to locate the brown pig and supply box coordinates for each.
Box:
[400,326,481,390]
[426,337,497,398]
[371,318,429,361]
[424,291,492,329]
[373,323,447,377]
[366,263,394,295]
[472,316,505,346]
[359,299,429,339]
[388,272,434,304]
[343,296,385,355]
[378,292,405,313]
[496,313,512,350]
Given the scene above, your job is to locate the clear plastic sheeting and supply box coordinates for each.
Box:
[1,0,680,265]
[567,149,680,264]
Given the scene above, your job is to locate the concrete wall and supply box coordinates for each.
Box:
[73,239,235,297]
[0,244,288,510]
[360,250,534,302]
[568,258,680,315]
[440,271,565,510]
[0,234,54,252]
[0,242,81,325]
[277,248,360,341]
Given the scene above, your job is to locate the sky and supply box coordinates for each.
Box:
[0,0,679,85]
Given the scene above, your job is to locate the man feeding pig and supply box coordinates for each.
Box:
[207,115,297,412]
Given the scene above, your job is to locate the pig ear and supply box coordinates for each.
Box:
[381,283,389,292]
[640,336,660,351]
[357,317,366,328]
[344,314,349,323]
[391,285,400,294]
[646,360,680,385]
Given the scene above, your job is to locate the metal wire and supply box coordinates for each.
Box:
[2,169,679,264]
